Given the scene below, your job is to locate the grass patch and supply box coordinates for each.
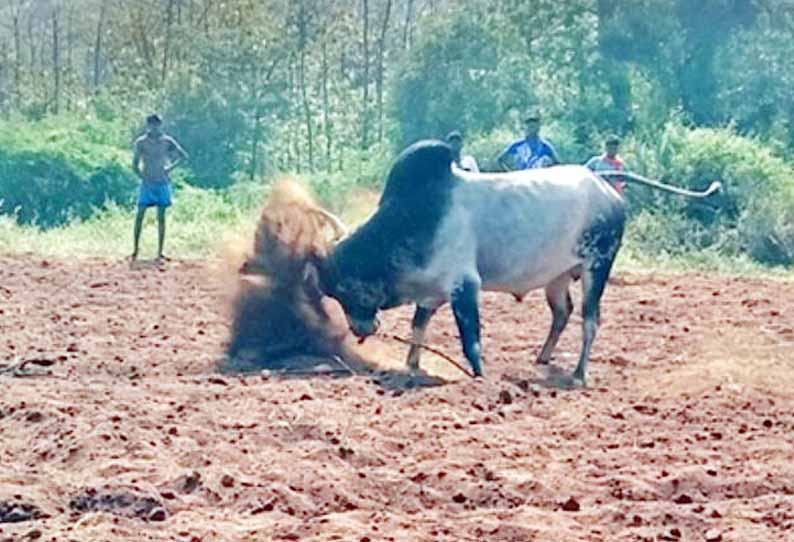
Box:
[0,185,260,259]
[0,177,379,260]
[2,178,793,280]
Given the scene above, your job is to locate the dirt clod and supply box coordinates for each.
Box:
[69,488,166,522]
[0,502,44,523]
[177,472,202,494]
[560,497,580,512]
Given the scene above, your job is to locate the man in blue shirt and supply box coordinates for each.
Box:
[497,112,560,171]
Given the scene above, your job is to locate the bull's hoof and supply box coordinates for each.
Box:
[535,356,551,365]
[571,372,587,388]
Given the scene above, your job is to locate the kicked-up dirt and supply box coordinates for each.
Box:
[1,253,793,541]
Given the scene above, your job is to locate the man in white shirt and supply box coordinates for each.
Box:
[445,131,480,172]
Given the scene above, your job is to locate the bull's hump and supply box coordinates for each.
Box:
[333,139,456,285]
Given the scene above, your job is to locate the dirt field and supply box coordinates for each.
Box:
[1,254,793,542]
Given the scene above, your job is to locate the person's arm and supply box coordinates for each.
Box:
[545,141,560,165]
[165,137,188,172]
[132,140,144,180]
[584,155,598,170]
[467,155,480,173]
[495,143,515,171]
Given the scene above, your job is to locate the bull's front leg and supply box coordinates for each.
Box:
[406,304,440,372]
[451,278,483,377]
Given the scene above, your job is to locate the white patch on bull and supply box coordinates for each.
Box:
[397,165,621,302]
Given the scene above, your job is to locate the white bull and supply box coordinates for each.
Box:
[318,140,719,385]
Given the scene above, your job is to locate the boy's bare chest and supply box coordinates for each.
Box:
[140,138,170,159]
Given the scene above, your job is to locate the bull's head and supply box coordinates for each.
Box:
[314,257,385,341]
[306,210,389,341]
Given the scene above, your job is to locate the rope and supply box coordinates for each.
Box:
[385,334,475,379]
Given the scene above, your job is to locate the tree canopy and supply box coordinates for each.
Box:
[0,0,791,175]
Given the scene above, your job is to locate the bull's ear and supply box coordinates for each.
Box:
[303,261,321,291]
[304,255,334,296]
[302,261,327,304]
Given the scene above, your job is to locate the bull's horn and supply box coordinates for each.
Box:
[312,207,348,241]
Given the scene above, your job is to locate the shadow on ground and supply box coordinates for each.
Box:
[217,352,447,391]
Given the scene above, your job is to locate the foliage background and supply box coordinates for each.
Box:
[0,0,792,267]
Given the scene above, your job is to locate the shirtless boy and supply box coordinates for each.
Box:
[131,114,188,261]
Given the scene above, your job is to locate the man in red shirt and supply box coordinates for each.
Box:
[585,135,625,194]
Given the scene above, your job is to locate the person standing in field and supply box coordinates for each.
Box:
[131,114,188,262]
[585,134,626,194]
[445,130,480,172]
[496,112,560,171]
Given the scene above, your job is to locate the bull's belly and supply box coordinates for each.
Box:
[397,247,582,305]
[479,250,583,294]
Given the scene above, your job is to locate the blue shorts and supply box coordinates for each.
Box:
[138,182,172,208]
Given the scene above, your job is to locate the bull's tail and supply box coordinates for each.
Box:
[596,170,721,198]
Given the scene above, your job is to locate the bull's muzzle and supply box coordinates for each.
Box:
[348,316,380,343]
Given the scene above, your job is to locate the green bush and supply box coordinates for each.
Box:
[0,115,138,228]
[739,185,794,266]
[625,120,794,265]
[164,79,249,189]
[624,209,741,258]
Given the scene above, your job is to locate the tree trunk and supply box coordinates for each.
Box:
[198,0,212,36]
[132,7,156,87]
[596,0,631,130]
[297,1,314,172]
[322,38,332,171]
[300,48,314,172]
[249,103,263,181]
[360,0,370,149]
[248,57,281,179]
[402,0,414,50]
[65,4,73,72]
[65,3,74,111]
[162,0,175,86]
[288,59,301,172]
[13,12,21,107]
[376,0,392,143]
[27,15,35,72]
[51,6,61,114]
[0,40,8,113]
[93,0,107,92]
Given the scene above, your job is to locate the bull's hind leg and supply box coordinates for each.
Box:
[536,273,574,365]
[572,202,625,386]
[573,249,621,387]
[406,304,440,372]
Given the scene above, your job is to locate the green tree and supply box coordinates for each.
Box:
[390,8,499,146]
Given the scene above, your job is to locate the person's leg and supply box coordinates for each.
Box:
[156,206,167,260]
[132,206,146,260]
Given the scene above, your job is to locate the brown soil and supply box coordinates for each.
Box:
[1,254,793,541]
